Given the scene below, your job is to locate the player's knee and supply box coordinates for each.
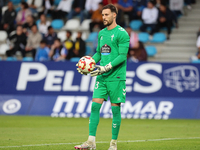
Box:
[91,102,102,112]
[92,98,104,104]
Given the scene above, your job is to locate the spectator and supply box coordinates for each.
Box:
[43,0,54,15]
[38,14,51,35]
[128,42,147,62]
[35,40,50,61]
[158,3,178,40]
[72,32,86,58]
[67,0,86,23]
[126,26,139,49]
[191,36,200,61]
[0,0,5,23]
[23,15,36,35]
[25,25,42,58]
[132,0,148,19]
[49,38,68,61]
[103,0,118,6]
[84,0,102,20]
[89,2,104,32]
[185,0,192,9]
[43,26,57,48]
[169,0,184,18]
[64,30,74,60]
[26,0,43,16]
[6,25,27,57]
[116,0,133,26]
[1,2,16,34]
[140,0,159,36]
[197,28,200,37]
[197,35,200,51]
[16,2,32,25]
[52,0,73,19]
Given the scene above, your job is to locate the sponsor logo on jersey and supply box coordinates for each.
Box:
[101,44,111,55]
[111,34,114,41]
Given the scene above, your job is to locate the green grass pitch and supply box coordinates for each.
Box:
[0,116,200,150]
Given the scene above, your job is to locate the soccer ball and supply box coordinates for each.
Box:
[78,56,96,73]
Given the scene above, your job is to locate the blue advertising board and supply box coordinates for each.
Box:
[0,61,200,119]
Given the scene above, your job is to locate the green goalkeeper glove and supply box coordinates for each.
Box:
[76,63,88,75]
[90,63,112,77]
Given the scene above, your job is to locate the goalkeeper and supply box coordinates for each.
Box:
[75,4,130,150]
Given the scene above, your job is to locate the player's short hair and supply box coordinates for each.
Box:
[102,4,118,15]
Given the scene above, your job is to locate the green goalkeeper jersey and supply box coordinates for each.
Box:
[92,25,130,81]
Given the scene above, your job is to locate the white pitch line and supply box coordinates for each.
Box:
[0,137,199,149]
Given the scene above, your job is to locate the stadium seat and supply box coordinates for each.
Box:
[0,44,9,55]
[145,46,157,57]
[81,32,88,41]
[6,57,17,61]
[85,46,92,55]
[0,31,8,42]
[191,59,200,63]
[138,32,149,43]
[150,33,166,43]
[70,57,80,62]
[54,0,61,5]
[10,0,21,5]
[22,57,33,61]
[130,20,142,30]
[86,32,98,42]
[15,7,21,13]
[51,19,64,30]
[57,31,66,42]
[80,19,92,31]
[62,19,80,31]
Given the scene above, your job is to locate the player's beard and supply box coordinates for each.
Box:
[103,19,113,27]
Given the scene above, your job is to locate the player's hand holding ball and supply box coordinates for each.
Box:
[76,56,96,75]
[90,63,112,76]
[76,56,112,76]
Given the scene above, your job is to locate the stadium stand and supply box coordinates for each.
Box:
[22,57,34,61]
[150,32,166,43]
[145,45,157,57]
[51,19,64,30]
[0,0,198,62]
[138,32,149,43]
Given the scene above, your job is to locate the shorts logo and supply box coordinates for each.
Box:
[101,44,111,55]
[123,88,126,96]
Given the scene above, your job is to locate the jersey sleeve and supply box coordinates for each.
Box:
[92,32,101,63]
[111,30,130,67]
[118,30,130,49]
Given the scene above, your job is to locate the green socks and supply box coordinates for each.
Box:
[111,106,121,140]
[89,103,121,140]
[89,102,102,136]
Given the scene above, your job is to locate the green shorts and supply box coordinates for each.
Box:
[93,80,126,103]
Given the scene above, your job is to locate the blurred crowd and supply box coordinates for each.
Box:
[193,28,200,61]
[0,0,197,62]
